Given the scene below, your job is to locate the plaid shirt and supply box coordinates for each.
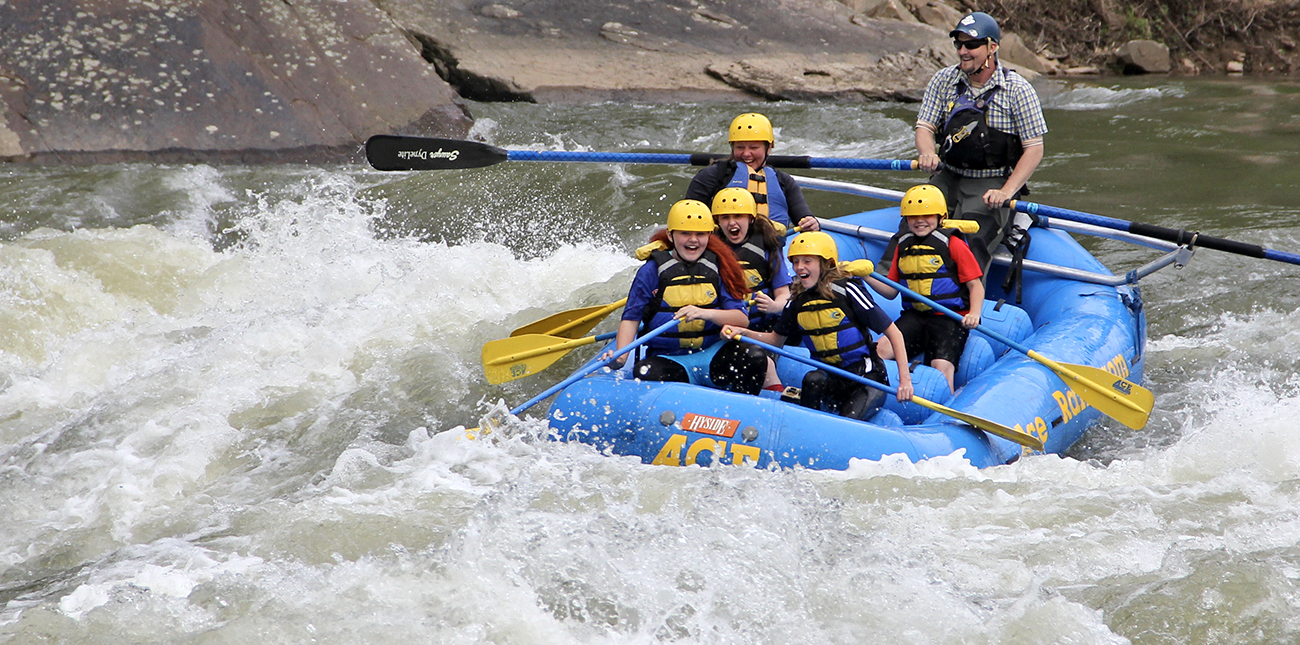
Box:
[916,63,1047,178]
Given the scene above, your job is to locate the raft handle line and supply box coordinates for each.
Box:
[868,272,1153,430]
[731,334,1045,450]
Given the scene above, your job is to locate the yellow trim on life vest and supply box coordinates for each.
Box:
[747,168,769,219]
[797,299,848,364]
[661,280,717,349]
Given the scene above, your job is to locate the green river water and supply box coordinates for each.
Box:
[0,76,1298,644]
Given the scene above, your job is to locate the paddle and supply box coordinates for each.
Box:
[365,135,922,172]
[482,331,617,384]
[510,298,627,339]
[731,334,1044,450]
[869,272,1153,430]
[1008,199,1300,267]
[471,318,682,436]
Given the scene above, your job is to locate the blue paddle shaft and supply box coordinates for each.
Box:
[510,318,679,416]
[1014,200,1300,267]
[734,335,899,397]
[506,149,917,171]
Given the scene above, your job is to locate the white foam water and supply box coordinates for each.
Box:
[1040,81,1184,112]
[3,85,1300,642]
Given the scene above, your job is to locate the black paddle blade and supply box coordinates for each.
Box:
[364,135,508,171]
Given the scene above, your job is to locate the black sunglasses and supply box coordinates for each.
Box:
[953,38,988,50]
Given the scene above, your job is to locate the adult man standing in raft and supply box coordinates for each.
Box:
[913,12,1047,274]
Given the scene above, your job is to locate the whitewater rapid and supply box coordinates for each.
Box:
[2,80,1299,643]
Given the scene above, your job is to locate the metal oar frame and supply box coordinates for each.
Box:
[793,175,1197,287]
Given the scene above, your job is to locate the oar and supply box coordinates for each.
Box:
[482,331,617,384]
[731,334,1044,450]
[366,135,922,172]
[1008,199,1300,267]
[475,318,686,439]
[505,318,680,416]
[869,272,1153,430]
[471,318,680,436]
[511,298,627,339]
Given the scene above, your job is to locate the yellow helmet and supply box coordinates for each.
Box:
[728,113,774,145]
[900,184,948,219]
[711,187,757,218]
[788,231,839,263]
[667,199,716,233]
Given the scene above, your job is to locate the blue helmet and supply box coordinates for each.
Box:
[949,12,1001,43]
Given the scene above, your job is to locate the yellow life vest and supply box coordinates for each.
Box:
[793,280,872,366]
[644,250,723,351]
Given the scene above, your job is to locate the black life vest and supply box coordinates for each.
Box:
[939,78,1024,172]
[792,278,878,368]
[642,249,724,351]
[729,229,774,324]
[894,230,971,313]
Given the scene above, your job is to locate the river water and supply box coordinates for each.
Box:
[1,76,1298,644]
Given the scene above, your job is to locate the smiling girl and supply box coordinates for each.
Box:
[712,187,791,392]
[606,199,767,395]
[725,232,913,420]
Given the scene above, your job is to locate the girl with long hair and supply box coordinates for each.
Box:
[605,199,766,395]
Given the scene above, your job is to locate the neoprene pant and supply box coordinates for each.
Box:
[800,360,886,420]
[634,340,766,396]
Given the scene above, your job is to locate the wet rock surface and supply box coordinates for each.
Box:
[5,0,1292,164]
[0,0,469,163]
[377,0,953,104]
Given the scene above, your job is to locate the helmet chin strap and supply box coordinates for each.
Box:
[963,44,998,77]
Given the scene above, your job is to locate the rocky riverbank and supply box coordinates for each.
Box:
[1,0,1295,165]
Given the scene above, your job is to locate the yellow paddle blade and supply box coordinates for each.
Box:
[510,298,627,339]
[1028,351,1154,430]
[912,396,1045,450]
[482,334,601,384]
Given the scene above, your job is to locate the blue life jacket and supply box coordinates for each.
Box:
[727,163,790,227]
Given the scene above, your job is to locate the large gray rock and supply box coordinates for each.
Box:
[0,0,1013,163]
[376,0,952,103]
[1116,40,1172,74]
[999,33,1059,75]
[0,0,469,163]
[707,46,955,102]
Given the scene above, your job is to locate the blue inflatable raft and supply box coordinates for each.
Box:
[545,206,1154,469]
